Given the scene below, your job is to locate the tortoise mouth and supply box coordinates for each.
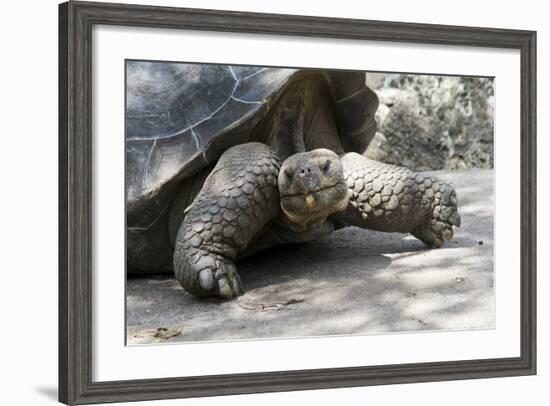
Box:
[280,182,343,198]
[279,181,350,224]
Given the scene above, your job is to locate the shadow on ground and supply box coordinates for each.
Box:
[127,169,494,344]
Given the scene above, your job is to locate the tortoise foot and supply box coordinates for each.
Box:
[175,250,244,300]
[196,256,244,300]
[412,182,461,248]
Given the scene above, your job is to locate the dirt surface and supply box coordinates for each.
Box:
[127,169,494,344]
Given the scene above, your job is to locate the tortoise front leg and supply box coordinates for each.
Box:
[173,142,280,299]
[337,153,461,247]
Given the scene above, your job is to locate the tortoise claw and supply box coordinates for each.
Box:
[214,260,243,300]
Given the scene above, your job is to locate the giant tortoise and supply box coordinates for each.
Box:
[126,61,461,299]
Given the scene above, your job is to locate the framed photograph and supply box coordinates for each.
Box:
[59,1,536,404]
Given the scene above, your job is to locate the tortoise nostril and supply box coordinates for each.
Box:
[299,166,311,177]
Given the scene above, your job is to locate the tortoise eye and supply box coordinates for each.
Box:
[285,169,294,181]
[321,160,331,173]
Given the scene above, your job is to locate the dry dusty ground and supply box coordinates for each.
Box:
[127,168,494,344]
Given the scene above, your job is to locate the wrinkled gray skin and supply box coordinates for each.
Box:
[126,62,460,300]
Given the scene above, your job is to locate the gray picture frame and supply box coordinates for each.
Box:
[58,1,537,404]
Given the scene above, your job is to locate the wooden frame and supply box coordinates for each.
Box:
[59,1,537,404]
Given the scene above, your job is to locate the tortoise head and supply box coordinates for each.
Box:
[278,149,351,228]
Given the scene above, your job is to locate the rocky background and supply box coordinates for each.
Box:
[365,73,494,171]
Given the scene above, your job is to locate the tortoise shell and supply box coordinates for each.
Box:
[126,61,378,231]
